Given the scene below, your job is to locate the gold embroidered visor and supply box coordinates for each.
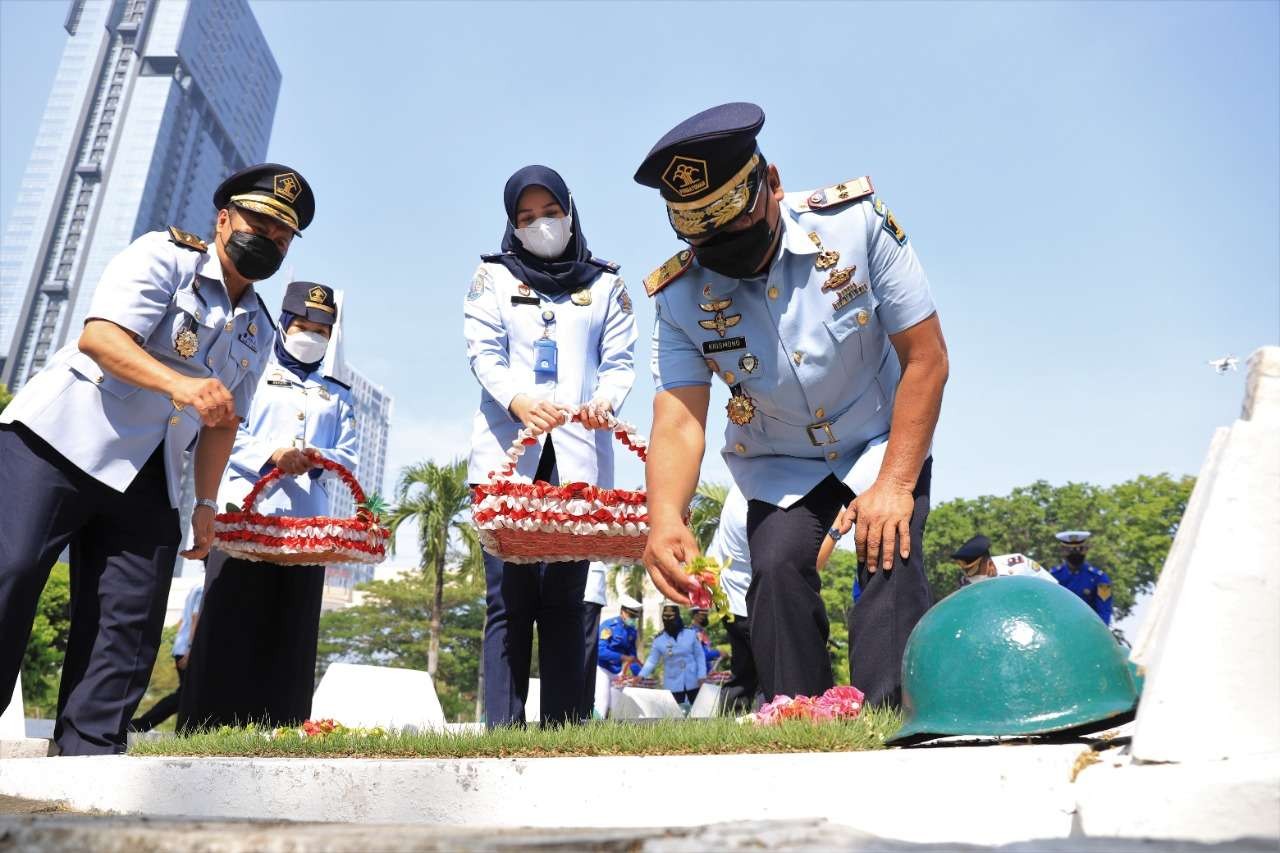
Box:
[230,192,301,233]
[666,154,761,238]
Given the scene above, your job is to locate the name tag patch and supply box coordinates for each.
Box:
[510,295,540,306]
[237,331,259,353]
[703,337,746,354]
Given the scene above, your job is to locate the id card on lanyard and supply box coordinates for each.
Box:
[534,309,557,378]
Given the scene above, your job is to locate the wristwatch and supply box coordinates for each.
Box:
[196,498,219,513]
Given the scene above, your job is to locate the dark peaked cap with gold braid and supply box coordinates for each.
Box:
[633,102,767,238]
[213,162,315,234]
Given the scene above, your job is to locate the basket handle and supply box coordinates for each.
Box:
[490,405,648,482]
[239,455,367,515]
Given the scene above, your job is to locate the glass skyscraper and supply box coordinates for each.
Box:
[321,292,394,592]
[0,0,280,389]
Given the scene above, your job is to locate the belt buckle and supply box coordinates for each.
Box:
[806,421,836,447]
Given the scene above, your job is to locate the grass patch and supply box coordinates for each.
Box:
[128,710,903,759]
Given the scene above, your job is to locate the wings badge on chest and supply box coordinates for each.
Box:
[697,298,741,338]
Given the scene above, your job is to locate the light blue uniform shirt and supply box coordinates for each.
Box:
[465,261,638,486]
[218,351,360,519]
[640,626,708,692]
[1,230,274,507]
[650,187,935,508]
[172,583,204,657]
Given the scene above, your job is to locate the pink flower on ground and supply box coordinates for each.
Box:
[750,685,866,725]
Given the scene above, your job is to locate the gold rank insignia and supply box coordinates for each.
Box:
[644,249,695,297]
[167,226,207,253]
[174,328,199,359]
[822,267,855,293]
[805,176,874,210]
[726,392,756,426]
[699,297,732,313]
[571,289,593,306]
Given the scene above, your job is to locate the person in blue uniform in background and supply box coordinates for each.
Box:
[640,603,707,706]
[1050,530,1113,624]
[636,103,949,709]
[0,163,311,754]
[466,166,637,728]
[689,606,722,671]
[179,281,357,731]
[597,595,644,678]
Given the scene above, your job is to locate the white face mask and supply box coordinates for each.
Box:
[514,214,573,259]
[283,328,328,363]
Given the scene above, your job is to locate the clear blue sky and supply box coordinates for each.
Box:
[3,0,1277,508]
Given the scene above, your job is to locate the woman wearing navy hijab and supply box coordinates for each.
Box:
[465,166,638,727]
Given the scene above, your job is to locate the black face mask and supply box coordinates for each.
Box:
[691,213,779,280]
[223,230,284,281]
[1066,552,1086,568]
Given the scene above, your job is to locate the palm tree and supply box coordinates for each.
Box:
[386,458,472,676]
[689,481,729,552]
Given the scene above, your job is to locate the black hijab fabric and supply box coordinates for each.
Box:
[492,165,601,297]
[274,310,323,381]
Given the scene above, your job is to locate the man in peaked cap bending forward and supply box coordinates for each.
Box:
[635,103,949,708]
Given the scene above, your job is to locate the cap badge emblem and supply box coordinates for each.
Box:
[662,156,709,198]
[274,172,301,203]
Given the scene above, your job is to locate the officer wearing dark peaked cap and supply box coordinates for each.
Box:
[0,162,315,754]
[637,103,950,708]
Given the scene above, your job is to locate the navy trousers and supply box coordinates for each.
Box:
[482,552,588,728]
[0,424,179,755]
[746,459,933,708]
[722,613,758,712]
[579,600,603,719]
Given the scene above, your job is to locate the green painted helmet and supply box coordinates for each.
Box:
[888,576,1138,746]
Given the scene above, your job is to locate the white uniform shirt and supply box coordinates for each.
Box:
[583,561,608,606]
[705,485,751,618]
[218,351,359,519]
[464,261,637,485]
[2,231,274,506]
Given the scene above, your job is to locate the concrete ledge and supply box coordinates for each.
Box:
[0,738,54,759]
[0,744,1085,845]
[1075,751,1280,842]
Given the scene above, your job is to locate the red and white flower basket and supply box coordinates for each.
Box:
[213,457,390,566]
[471,408,650,564]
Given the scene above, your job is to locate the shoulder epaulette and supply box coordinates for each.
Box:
[168,225,207,253]
[479,252,511,263]
[643,248,695,297]
[323,375,352,392]
[589,257,620,274]
[255,294,279,332]
[797,176,875,211]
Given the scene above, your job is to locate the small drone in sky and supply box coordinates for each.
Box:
[1207,355,1239,375]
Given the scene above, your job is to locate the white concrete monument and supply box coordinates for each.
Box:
[610,687,683,720]
[310,663,445,730]
[523,678,540,723]
[689,682,723,719]
[1,678,24,739]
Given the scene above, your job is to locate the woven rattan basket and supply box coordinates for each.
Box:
[213,457,389,566]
